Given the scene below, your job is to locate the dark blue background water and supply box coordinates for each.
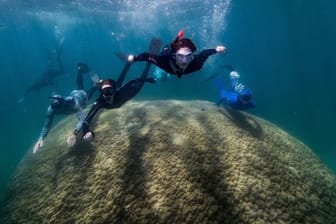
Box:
[0,0,335,201]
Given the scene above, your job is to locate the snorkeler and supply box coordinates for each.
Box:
[18,37,65,103]
[67,38,162,146]
[207,66,255,110]
[120,31,226,78]
[33,63,98,153]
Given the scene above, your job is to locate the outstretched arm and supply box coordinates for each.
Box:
[67,99,103,147]
[128,52,163,65]
[197,46,226,64]
[39,107,55,139]
[67,104,86,147]
[33,107,55,153]
[75,100,103,143]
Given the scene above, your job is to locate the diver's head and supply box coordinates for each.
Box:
[49,93,63,108]
[175,47,194,69]
[238,88,252,104]
[99,79,116,104]
[171,38,197,52]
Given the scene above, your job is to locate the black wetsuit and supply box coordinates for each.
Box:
[133,49,217,78]
[78,69,153,137]
[75,38,162,138]
[24,41,65,95]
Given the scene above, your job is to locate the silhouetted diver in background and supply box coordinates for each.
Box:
[18,37,65,103]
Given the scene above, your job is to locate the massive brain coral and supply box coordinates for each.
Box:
[1,100,336,224]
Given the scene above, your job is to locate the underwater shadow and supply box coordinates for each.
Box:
[178,112,244,224]
[50,138,97,220]
[111,107,161,223]
[219,107,263,139]
[51,105,104,187]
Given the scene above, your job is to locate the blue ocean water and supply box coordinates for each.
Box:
[0,0,335,203]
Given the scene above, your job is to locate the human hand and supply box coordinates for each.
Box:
[91,73,100,86]
[67,133,77,147]
[216,45,226,53]
[128,55,134,62]
[33,138,43,154]
[83,131,94,142]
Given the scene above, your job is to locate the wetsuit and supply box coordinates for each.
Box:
[215,76,255,110]
[24,40,65,95]
[78,77,152,137]
[38,67,93,139]
[74,38,162,138]
[133,49,218,78]
[39,93,86,139]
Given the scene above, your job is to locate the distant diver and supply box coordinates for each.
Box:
[206,65,255,110]
[33,62,98,153]
[67,38,162,147]
[18,37,65,103]
[118,31,226,78]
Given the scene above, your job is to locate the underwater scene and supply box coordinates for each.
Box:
[0,0,335,223]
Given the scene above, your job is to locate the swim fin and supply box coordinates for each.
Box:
[117,37,162,88]
[140,38,162,80]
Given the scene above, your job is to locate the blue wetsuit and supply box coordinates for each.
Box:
[215,76,255,110]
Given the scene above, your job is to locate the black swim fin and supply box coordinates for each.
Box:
[116,60,132,89]
[140,38,162,80]
[148,38,162,55]
[117,38,162,88]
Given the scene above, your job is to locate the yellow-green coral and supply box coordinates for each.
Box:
[1,100,336,224]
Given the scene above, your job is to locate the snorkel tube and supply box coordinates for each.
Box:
[175,30,184,43]
[167,30,184,54]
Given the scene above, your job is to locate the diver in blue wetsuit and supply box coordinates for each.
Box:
[211,67,255,110]
[33,63,97,153]
[123,31,226,78]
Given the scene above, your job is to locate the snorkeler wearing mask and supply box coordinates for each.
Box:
[206,66,255,110]
[33,62,97,154]
[68,38,162,146]
[124,31,226,78]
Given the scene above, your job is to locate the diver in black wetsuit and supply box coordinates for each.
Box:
[125,31,226,78]
[33,63,98,153]
[19,38,66,103]
[67,38,162,146]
